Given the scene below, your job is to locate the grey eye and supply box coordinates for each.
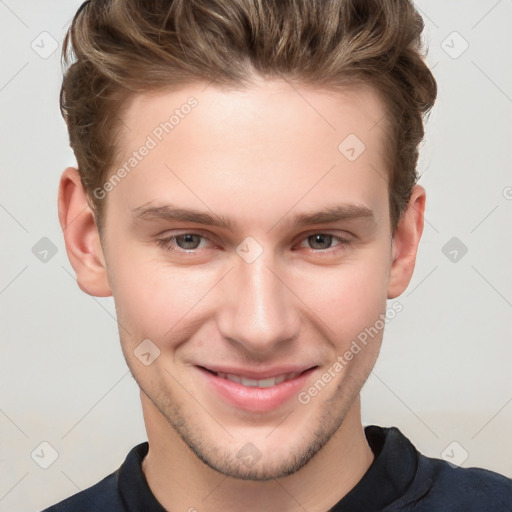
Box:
[175,234,203,249]
[307,234,335,250]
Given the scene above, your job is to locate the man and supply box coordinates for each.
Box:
[43,0,512,510]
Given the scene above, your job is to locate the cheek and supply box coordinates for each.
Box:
[107,230,391,356]
[293,247,391,345]
[107,247,221,343]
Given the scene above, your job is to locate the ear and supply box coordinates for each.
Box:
[58,167,112,297]
[387,185,426,299]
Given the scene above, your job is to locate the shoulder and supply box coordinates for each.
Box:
[40,471,123,512]
[402,452,512,511]
[370,425,512,511]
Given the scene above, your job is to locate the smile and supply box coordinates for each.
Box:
[197,366,317,412]
[213,371,302,388]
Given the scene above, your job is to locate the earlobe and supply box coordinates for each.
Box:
[387,185,426,299]
[58,167,112,297]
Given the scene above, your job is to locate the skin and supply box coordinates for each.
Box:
[59,78,425,511]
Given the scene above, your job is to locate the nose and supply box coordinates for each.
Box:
[217,247,300,356]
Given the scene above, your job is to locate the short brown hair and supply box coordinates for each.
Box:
[60,0,437,233]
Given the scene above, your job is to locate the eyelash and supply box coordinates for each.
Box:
[155,231,351,256]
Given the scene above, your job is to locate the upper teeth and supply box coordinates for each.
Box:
[215,372,300,388]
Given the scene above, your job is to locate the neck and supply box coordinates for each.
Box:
[140,393,374,512]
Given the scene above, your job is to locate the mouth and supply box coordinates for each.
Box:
[196,365,317,412]
[204,369,303,388]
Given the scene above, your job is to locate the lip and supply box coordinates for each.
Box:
[196,365,317,413]
[199,364,313,380]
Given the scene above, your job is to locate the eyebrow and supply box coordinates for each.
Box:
[131,202,375,232]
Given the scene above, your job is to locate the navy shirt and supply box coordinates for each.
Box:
[41,425,512,511]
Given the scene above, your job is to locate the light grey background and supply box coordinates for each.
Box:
[1,1,511,510]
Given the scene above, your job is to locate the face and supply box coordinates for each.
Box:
[67,79,417,480]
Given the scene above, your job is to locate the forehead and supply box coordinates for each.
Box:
[108,79,390,229]
[121,79,386,141]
